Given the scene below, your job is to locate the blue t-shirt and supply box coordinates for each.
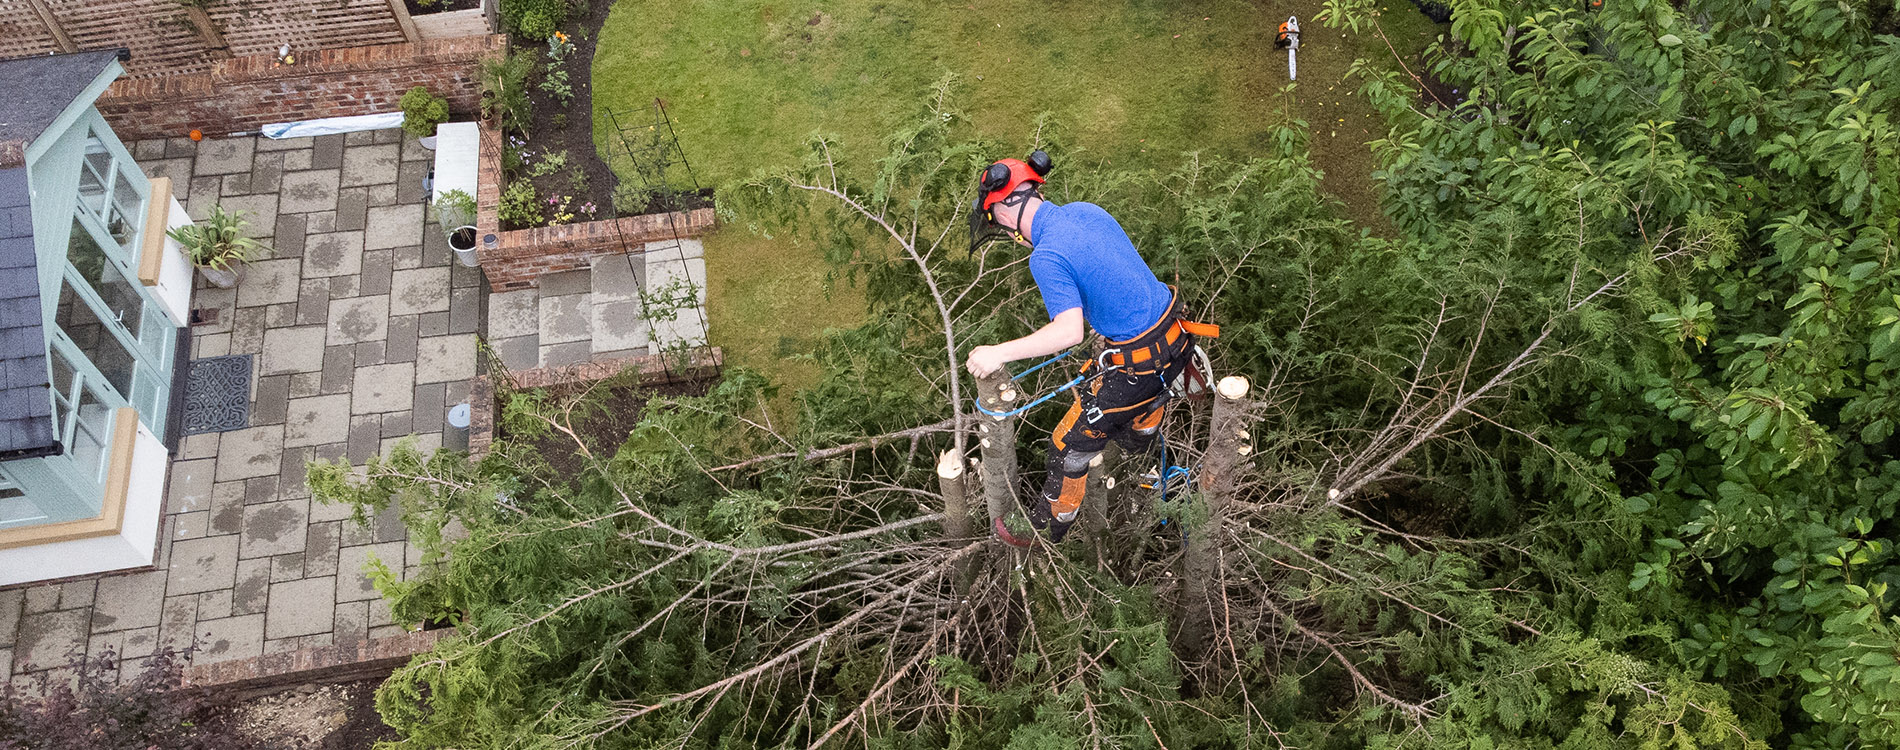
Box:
[1027,202,1173,341]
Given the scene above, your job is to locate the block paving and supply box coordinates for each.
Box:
[1,129,480,693]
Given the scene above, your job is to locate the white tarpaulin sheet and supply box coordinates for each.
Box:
[260,112,405,139]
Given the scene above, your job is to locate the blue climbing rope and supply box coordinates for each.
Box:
[970,350,1105,418]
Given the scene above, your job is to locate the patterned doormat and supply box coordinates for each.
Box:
[181,354,253,435]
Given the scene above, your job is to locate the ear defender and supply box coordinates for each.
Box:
[1027,149,1052,177]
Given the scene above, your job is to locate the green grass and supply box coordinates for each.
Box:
[591,0,1442,392]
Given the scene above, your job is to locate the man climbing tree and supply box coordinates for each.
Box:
[964,151,1214,544]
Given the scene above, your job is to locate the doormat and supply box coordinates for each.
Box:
[181,354,253,435]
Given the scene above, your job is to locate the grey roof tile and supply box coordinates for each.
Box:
[0,50,120,148]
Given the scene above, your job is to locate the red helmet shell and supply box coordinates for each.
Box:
[979,158,1046,212]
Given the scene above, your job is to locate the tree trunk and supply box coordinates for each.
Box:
[972,368,1021,530]
[936,449,971,539]
[1081,442,1116,548]
[1177,376,1253,659]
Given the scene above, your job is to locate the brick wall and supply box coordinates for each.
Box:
[95,36,506,142]
[474,118,718,291]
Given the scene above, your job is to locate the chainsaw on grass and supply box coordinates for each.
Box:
[1275,16,1301,80]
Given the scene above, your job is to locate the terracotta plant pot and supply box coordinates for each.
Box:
[198,265,241,289]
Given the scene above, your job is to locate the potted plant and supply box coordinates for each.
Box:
[166,205,268,288]
[401,86,451,148]
[433,188,480,267]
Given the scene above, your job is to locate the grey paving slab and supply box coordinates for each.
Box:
[239,500,309,559]
[305,521,342,575]
[592,299,649,353]
[320,345,355,395]
[392,244,423,270]
[166,459,216,514]
[592,253,643,302]
[215,427,285,481]
[379,411,412,438]
[120,625,158,660]
[488,289,539,339]
[311,135,345,170]
[244,476,279,505]
[396,161,431,204]
[23,587,57,614]
[171,511,207,539]
[335,187,369,232]
[165,534,240,596]
[278,446,315,501]
[57,581,94,610]
[249,153,284,194]
[279,169,341,214]
[284,393,352,448]
[231,558,270,617]
[304,230,365,278]
[157,593,198,653]
[540,340,592,368]
[264,577,335,639]
[539,293,591,344]
[266,302,299,327]
[365,204,425,251]
[271,553,304,582]
[236,258,302,308]
[297,277,332,326]
[282,149,313,170]
[195,613,265,664]
[412,383,446,434]
[415,334,476,384]
[380,432,441,460]
[195,138,256,176]
[347,415,382,464]
[360,249,394,296]
[337,542,406,603]
[252,374,290,426]
[221,193,280,240]
[492,335,538,372]
[386,315,419,364]
[0,589,20,647]
[197,589,232,621]
[327,295,390,345]
[390,266,450,316]
[341,144,400,187]
[352,363,415,414]
[257,136,314,152]
[261,326,329,375]
[334,601,369,644]
[13,610,87,671]
[418,311,449,337]
[344,131,377,147]
[208,481,245,535]
[449,287,481,335]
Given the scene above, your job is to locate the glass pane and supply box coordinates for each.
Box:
[108,170,142,247]
[67,219,144,334]
[55,280,137,398]
[138,303,172,362]
[78,158,108,216]
[71,386,112,484]
[49,352,74,437]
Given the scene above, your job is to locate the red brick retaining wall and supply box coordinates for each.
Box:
[474,118,717,290]
[183,629,453,689]
[96,36,506,142]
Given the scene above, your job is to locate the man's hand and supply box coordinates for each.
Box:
[966,345,1009,378]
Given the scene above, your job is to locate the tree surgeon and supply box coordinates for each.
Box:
[965,151,1217,544]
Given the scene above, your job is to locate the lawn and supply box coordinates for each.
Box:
[591,0,1443,392]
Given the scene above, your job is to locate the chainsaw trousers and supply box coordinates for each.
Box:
[1036,345,1191,534]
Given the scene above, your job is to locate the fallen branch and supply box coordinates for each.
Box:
[710,418,959,472]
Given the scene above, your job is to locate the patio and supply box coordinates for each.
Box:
[1,128,480,691]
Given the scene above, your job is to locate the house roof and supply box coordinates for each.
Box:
[0,49,123,161]
[0,166,54,457]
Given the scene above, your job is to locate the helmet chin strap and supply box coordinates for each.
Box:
[1000,191,1036,246]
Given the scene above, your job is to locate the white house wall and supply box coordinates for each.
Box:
[0,420,166,586]
[153,196,193,326]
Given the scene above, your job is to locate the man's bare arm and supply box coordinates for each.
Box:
[965,308,1086,376]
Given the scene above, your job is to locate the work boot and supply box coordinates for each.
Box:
[1028,496,1053,531]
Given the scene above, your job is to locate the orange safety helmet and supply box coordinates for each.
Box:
[969,150,1052,255]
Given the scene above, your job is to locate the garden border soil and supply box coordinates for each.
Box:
[507,0,620,229]
[467,347,724,458]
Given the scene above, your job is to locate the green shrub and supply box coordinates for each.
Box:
[433,188,478,229]
[480,52,533,135]
[399,86,450,139]
[501,0,569,40]
[498,179,540,227]
[166,205,267,270]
